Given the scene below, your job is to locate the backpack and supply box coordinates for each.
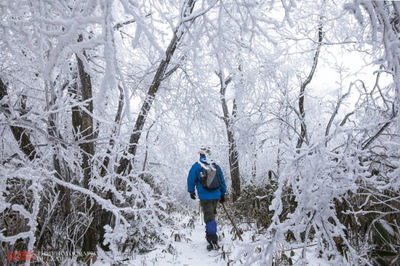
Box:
[199,162,222,191]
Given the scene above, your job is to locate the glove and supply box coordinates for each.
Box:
[190,193,196,200]
[220,194,225,203]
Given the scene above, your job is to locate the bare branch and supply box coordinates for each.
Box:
[325,83,352,146]
[296,21,323,150]
[113,13,152,31]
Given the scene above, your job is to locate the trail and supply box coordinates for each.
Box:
[124,212,231,266]
[93,209,330,266]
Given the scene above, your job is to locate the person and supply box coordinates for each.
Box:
[187,146,227,251]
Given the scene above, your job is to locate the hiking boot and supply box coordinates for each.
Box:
[206,242,220,251]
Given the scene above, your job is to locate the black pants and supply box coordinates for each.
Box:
[200,199,218,223]
[200,199,219,245]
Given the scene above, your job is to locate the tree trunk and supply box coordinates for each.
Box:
[251,141,257,179]
[69,73,82,142]
[75,51,97,252]
[76,53,95,188]
[217,73,241,202]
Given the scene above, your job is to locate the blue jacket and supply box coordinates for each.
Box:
[187,159,226,200]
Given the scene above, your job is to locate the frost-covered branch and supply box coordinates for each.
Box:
[296,21,323,150]
[0,78,38,160]
[117,0,198,174]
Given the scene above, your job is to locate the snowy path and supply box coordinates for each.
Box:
[124,212,231,266]
[157,221,227,266]
[93,210,332,266]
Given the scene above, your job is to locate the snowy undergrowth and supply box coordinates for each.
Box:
[95,210,235,265]
[93,207,328,266]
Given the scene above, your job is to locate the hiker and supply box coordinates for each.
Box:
[187,146,227,251]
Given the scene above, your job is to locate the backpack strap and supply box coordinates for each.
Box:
[212,163,222,184]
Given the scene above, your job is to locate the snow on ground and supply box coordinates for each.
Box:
[93,209,333,266]
[92,209,238,265]
[124,212,231,266]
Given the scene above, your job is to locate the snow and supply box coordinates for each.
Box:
[95,212,228,265]
[1,1,399,265]
[92,210,331,266]
[378,220,395,237]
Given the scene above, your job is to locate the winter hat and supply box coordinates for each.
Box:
[199,145,211,156]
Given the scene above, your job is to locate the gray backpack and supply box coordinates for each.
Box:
[199,162,222,191]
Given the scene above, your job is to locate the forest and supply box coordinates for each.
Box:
[0,0,399,265]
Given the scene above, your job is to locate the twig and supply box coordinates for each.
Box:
[221,202,243,241]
